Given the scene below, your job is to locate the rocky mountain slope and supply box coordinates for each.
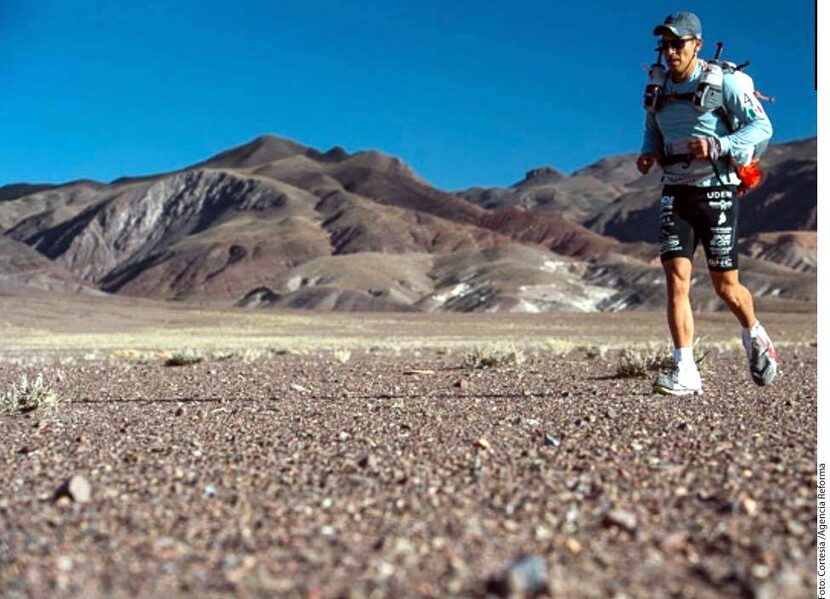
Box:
[0,235,100,295]
[0,135,816,312]
[0,183,56,203]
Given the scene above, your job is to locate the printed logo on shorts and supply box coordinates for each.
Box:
[660,196,674,213]
[709,247,732,256]
[660,235,682,254]
[708,199,733,211]
[660,196,680,248]
[708,257,734,269]
[710,233,732,248]
[717,212,727,225]
[706,190,733,200]
[659,196,675,231]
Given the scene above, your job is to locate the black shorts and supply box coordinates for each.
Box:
[658,184,740,272]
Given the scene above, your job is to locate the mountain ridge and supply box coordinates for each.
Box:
[0,134,816,313]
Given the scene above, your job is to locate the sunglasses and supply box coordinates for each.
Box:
[659,38,696,51]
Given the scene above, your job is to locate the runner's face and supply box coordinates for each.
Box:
[661,34,700,76]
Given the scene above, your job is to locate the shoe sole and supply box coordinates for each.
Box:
[652,384,703,397]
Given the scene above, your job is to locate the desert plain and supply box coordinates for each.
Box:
[0,293,817,598]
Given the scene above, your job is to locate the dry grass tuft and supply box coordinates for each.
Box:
[462,343,525,370]
[541,338,577,358]
[0,374,61,415]
[165,349,204,367]
[211,348,271,363]
[616,347,674,378]
[110,349,173,364]
[333,348,352,364]
[615,339,709,378]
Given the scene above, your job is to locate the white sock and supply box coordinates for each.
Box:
[743,320,761,338]
[674,347,696,370]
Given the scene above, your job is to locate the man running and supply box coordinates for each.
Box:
[637,11,777,396]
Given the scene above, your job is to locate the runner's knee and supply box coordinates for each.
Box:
[666,271,691,299]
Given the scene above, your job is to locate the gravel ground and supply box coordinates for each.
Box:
[0,345,817,598]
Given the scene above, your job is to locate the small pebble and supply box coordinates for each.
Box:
[543,433,560,447]
[54,475,91,504]
[604,509,637,532]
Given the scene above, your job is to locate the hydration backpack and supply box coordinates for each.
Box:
[643,42,773,192]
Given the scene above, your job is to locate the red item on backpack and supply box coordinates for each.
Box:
[736,160,763,194]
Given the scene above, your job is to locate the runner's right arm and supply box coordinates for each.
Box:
[637,113,661,174]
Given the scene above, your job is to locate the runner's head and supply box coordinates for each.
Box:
[654,12,702,78]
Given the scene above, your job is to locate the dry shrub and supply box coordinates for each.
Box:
[212,350,237,361]
[0,374,61,415]
[165,349,204,367]
[542,339,577,358]
[616,347,675,378]
[462,343,525,370]
[240,349,269,363]
[111,349,173,364]
[616,339,709,378]
[333,348,352,364]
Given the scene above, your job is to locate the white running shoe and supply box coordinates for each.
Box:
[652,367,703,396]
[741,323,778,386]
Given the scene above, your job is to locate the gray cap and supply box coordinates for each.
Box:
[653,12,702,38]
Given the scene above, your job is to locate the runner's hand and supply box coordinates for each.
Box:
[636,153,658,175]
[687,138,709,159]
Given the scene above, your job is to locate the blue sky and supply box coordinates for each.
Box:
[1,1,817,190]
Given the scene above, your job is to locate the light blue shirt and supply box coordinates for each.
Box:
[641,60,773,187]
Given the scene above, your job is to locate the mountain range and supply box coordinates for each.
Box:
[0,135,816,313]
